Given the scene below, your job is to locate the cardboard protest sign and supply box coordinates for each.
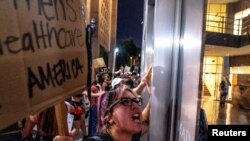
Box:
[93,58,106,68]
[0,0,88,129]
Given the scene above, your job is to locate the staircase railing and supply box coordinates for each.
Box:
[206,13,250,36]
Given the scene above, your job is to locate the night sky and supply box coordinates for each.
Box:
[116,0,144,48]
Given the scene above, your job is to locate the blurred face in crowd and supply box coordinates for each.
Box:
[108,89,142,134]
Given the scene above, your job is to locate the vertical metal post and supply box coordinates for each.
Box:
[86,18,97,136]
[145,0,204,140]
[112,48,118,77]
[248,14,250,34]
[112,50,116,76]
[222,16,224,33]
[86,24,93,136]
[238,19,240,35]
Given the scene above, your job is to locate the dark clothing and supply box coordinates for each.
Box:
[89,84,102,135]
[0,131,22,141]
[0,123,20,134]
[0,123,22,141]
[89,105,98,136]
[84,132,141,141]
[220,92,227,106]
[220,81,228,93]
[219,78,231,106]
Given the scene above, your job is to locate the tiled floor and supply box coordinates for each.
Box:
[201,96,250,125]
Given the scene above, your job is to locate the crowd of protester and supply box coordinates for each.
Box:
[81,66,152,141]
[0,66,152,141]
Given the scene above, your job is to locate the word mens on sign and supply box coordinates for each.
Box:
[0,0,88,129]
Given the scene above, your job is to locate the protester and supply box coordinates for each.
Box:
[65,94,87,138]
[22,107,59,140]
[84,67,152,141]
[86,83,106,136]
[112,67,152,94]
[84,87,150,141]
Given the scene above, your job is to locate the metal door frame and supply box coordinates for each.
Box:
[141,0,205,140]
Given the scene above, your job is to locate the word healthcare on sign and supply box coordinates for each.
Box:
[0,0,88,129]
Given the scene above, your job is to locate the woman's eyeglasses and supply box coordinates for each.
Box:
[118,97,143,106]
[105,96,142,115]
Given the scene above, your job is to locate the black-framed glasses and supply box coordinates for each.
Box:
[118,96,143,106]
[105,96,143,115]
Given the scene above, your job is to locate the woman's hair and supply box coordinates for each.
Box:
[98,88,135,131]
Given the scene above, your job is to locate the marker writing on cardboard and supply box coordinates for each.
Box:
[27,57,84,98]
[0,21,84,56]
[13,0,78,22]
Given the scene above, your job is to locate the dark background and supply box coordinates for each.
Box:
[117,0,144,48]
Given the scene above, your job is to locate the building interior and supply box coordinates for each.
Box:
[201,0,250,125]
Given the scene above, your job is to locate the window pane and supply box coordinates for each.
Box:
[202,0,250,126]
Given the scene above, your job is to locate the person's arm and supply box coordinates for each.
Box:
[97,83,103,91]
[91,91,105,97]
[141,99,150,134]
[133,80,146,94]
[133,67,152,94]
[64,101,75,113]
[82,89,104,98]
[141,70,152,134]
[102,82,107,92]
